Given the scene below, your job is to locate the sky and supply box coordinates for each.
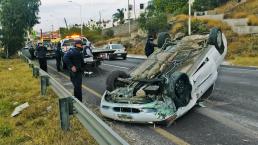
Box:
[34,0,149,32]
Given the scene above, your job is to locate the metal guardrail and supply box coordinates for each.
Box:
[19,52,129,145]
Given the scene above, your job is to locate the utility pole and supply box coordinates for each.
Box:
[134,0,136,20]
[51,24,54,39]
[128,0,131,34]
[99,11,102,27]
[188,0,194,36]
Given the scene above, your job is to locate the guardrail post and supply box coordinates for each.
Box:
[33,66,39,78]
[40,75,49,96]
[29,63,34,68]
[59,97,73,131]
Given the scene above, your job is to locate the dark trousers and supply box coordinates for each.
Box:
[70,72,82,102]
[56,57,61,71]
[39,58,47,72]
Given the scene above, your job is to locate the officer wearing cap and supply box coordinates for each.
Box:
[63,40,84,102]
[36,42,48,72]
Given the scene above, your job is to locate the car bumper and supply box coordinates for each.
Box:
[100,91,173,123]
[46,51,55,58]
[110,53,127,58]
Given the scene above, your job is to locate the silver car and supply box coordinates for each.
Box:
[104,44,127,60]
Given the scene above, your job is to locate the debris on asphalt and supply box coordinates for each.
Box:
[11,102,29,117]
[13,102,19,106]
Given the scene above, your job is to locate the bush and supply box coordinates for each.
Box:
[122,41,133,49]
[138,12,168,35]
[175,14,188,22]
[224,12,248,19]
[104,29,114,38]
[247,15,258,26]
[171,23,184,34]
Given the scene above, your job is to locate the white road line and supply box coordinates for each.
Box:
[197,108,258,139]
[102,63,130,70]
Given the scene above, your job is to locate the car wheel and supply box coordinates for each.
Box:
[157,32,171,49]
[198,84,214,102]
[106,70,130,92]
[208,27,224,54]
[166,72,192,109]
[123,55,127,60]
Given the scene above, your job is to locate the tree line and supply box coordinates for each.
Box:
[138,0,230,35]
[0,0,40,58]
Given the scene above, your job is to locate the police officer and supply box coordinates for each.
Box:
[36,42,48,72]
[63,40,84,102]
[145,36,157,57]
[55,42,62,72]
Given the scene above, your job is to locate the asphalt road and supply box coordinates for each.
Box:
[46,58,258,145]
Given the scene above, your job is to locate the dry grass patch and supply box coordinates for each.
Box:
[247,15,258,26]
[229,56,258,67]
[0,59,97,145]
[214,0,238,14]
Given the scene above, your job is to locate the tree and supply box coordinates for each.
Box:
[0,0,40,58]
[138,12,168,36]
[152,0,188,14]
[193,0,229,11]
[112,9,125,25]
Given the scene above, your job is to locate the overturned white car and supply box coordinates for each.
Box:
[100,28,227,125]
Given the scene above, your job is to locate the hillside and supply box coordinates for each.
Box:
[96,0,258,66]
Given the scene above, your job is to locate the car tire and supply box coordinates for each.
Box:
[123,55,127,60]
[106,70,130,92]
[157,32,171,48]
[166,72,192,109]
[208,27,224,54]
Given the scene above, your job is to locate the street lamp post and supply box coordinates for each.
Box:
[128,0,131,34]
[188,0,194,36]
[68,1,83,36]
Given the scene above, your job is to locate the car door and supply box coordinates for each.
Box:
[192,55,217,98]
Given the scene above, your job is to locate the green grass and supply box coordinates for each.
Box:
[229,56,258,67]
[0,58,97,145]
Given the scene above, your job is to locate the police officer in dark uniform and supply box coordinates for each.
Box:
[63,40,84,102]
[145,36,157,57]
[36,42,48,72]
[55,42,62,72]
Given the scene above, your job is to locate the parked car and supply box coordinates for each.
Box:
[100,28,227,125]
[104,44,127,60]
[34,41,55,59]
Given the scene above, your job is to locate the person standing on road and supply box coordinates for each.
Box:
[83,42,93,58]
[36,42,48,72]
[63,40,84,102]
[55,42,62,72]
[145,36,157,57]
